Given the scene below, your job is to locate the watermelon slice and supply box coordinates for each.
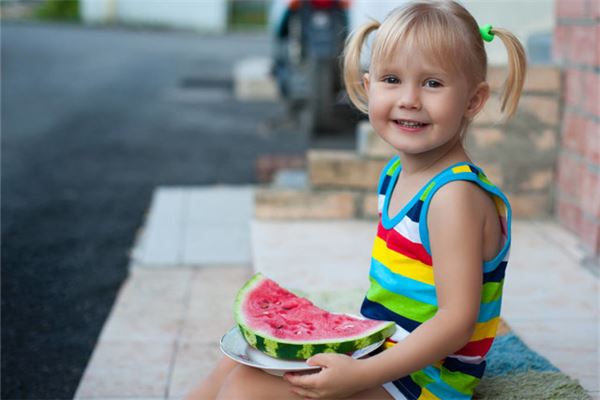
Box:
[234,273,396,360]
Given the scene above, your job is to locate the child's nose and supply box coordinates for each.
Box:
[397,86,421,110]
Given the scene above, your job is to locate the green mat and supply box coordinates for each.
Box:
[302,290,591,400]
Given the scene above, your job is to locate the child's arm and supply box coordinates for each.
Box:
[285,181,485,398]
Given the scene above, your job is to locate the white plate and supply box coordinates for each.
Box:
[220,326,384,376]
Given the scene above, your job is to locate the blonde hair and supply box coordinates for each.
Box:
[343,0,526,121]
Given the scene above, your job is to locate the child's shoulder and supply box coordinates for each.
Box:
[427,178,504,261]
[430,179,494,212]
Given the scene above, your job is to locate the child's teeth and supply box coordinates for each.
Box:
[398,120,423,127]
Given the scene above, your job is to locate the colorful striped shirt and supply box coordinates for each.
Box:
[360,156,512,400]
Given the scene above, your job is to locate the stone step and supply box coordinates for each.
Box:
[255,188,363,220]
[255,185,379,220]
[308,149,388,190]
[356,120,396,159]
[256,181,546,220]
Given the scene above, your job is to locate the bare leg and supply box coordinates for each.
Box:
[216,364,393,400]
[216,365,303,400]
[185,356,238,400]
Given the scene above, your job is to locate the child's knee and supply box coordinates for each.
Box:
[216,365,253,399]
[216,365,268,400]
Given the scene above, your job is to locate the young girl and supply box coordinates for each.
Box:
[186,1,525,399]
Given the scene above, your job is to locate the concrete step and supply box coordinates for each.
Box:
[254,187,379,220]
[356,120,396,159]
[308,149,388,190]
[258,153,549,219]
[255,188,361,220]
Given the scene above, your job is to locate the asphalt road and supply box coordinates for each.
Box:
[1,21,349,399]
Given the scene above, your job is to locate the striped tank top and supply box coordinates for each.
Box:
[360,156,512,400]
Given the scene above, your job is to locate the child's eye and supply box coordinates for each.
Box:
[382,76,400,84]
[424,80,442,88]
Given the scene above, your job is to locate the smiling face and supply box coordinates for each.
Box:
[364,44,478,157]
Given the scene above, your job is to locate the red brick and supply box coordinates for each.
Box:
[556,0,588,18]
[560,111,587,153]
[565,70,597,117]
[563,26,576,67]
[592,0,600,19]
[581,166,600,219]
[586,119,600,164]
[570,25,597,66]
[558,153,584,199]
[596,24,600,68]
[555,23,600,67]
[564,68,584,109]
[583,70,599,117]
[557,197,582,233]
[552,24,568,63]
[556,154,570,194]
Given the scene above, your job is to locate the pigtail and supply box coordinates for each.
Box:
[343,19,380,114]
[491,27,527,120]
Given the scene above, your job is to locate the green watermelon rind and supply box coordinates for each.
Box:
[234,273,396,360]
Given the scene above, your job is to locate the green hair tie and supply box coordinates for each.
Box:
[479,24,494,42]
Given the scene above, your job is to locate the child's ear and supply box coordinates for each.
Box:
[465,82,490,119]
[363,73,370,92]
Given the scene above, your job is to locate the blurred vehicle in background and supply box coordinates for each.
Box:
[269,0,350,134]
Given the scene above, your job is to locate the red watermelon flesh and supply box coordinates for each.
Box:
[234,273,396,359]
[244,278,381,340]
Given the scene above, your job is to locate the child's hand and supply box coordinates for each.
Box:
[283,353,367,399]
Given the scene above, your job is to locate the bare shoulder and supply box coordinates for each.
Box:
[428,180,493,223]
[428,180,502,261]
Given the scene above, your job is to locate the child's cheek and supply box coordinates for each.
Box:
[368,97,389,133]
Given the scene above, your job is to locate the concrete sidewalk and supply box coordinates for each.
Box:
[75,186,599,399]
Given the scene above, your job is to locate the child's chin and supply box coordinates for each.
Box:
[383,137,429,155]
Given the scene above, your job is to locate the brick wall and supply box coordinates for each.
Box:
[554,0,600,257]
[465,66,561,219]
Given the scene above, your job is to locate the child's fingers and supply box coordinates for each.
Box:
[306,353,331,367]
[283,370,320,388]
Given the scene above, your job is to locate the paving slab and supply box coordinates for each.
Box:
[96,268,193,344]
[75,266,250,400]
[168,342,223,400]
[131,186,254,268]
[169,267,251,399]
[75,268,193,399]
[250,219,375,292]
[130,188,188,266]
[504,221,599,394]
